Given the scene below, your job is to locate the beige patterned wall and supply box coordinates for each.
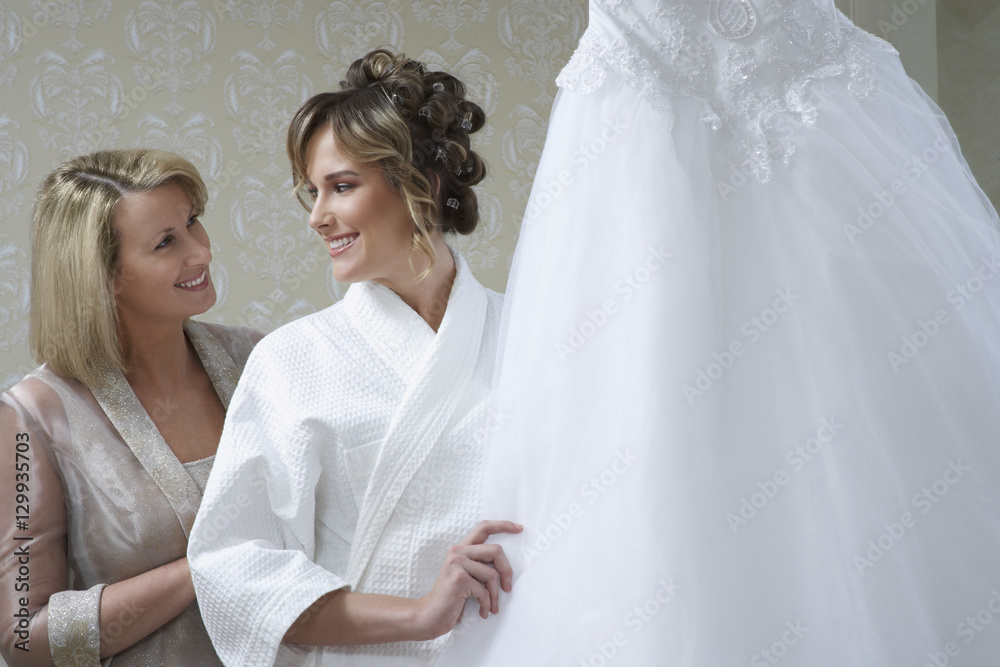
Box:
[937,1,1000,210]
[836,0,938,100]
[3,1,999,390]
[0,0,587,389]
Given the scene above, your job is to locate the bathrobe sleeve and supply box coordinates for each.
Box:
[188,330,348,667]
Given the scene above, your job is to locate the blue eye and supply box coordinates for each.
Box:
[306,186,318,200]
[335,184,353,193]
[156,235,173,250]
[187,215,200,227]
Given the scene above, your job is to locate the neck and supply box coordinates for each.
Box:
[118,317,197,391]
[381,236,457,333]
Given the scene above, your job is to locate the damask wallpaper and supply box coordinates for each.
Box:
[0,0,587,388]
[0,1,997,390]
[937,1,1000,213]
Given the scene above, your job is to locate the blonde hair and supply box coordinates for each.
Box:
[286,48,487,277]
[29,148,207,386]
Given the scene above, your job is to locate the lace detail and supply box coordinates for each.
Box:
[556,0,898,181]
[184,320,242,410]
[596,0,625,14]
[709,0,758,40]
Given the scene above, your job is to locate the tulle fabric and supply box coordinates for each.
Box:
[438,15,1000,667]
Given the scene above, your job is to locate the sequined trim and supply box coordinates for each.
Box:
[221,326,258,377]
[183,454,216,495]
[185,320,241,410]
[90,320,240,537]
[48,584,105,666]
[557,0,898,182]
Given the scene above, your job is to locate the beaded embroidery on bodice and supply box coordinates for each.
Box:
[558,0,897,181]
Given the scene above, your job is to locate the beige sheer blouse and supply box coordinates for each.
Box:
[0,321,259,667]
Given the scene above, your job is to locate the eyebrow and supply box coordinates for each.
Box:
[316,170,360,183]
[153,208,196,237]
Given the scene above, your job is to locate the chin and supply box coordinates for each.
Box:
[190,287,218,317]
[333,271,359,285]
[332,262,365,285]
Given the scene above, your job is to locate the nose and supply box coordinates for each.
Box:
[185,225,213,266]
[308,196,331,233]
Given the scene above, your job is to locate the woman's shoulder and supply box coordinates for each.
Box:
[190,320,265,375]
[194,321,265,349]
[4,366,79,410]
[454,248,503,305]
[485,286,504,309]
[482,286,504,331]
[1,367,82,451]
[254,301,351,350]
[238,302,354,377]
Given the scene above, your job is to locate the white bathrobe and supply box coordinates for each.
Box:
[188,251,503,666]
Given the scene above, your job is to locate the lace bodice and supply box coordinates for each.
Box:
[557,0,897,181]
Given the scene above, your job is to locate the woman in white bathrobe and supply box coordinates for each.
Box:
[188,49,521,667]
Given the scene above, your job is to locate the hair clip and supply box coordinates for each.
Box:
[418,107,430,117]
[465,164,474,174]
[432,82,445,92]
[445,197,460,209]
[391,93,404,106]
[435,146,446,161]
[460,117,473,131]
[454,164,463,176]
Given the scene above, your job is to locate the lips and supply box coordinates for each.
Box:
[327,233,359,257]
[175,269,209,289]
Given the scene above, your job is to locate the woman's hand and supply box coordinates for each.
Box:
[414,520,523,640]
[280,519,523,647]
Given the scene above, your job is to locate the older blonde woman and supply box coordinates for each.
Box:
[0,149,261,666]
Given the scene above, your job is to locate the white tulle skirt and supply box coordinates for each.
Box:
[438,35,1000,667]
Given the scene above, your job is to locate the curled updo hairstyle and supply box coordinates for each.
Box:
[286,48,487,273]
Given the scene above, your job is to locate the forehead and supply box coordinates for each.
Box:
[304,123,360,179]
[113,181,192,236]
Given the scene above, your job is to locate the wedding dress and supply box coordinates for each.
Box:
[438,0,1000,664]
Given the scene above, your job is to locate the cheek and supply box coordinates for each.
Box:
[114,269,141,299]
[386,202,416,242]
[347,189,414,249]
[113,258,134,289]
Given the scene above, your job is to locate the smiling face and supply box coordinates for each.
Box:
[304,123,420,289]
[112,181,216,330]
